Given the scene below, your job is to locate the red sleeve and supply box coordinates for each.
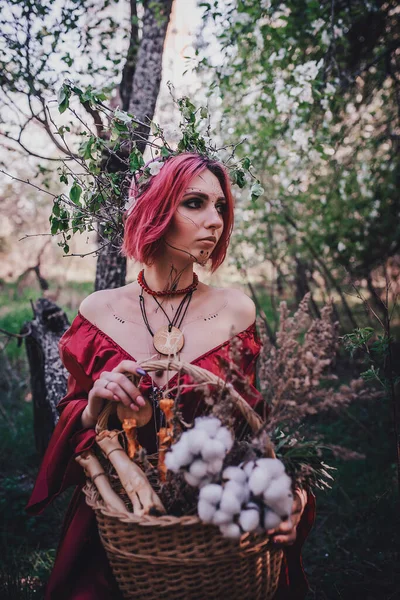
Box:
[26,368,96,516]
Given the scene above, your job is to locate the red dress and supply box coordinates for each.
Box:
[27,312,315,600]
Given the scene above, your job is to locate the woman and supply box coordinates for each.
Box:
[27,153,315,599]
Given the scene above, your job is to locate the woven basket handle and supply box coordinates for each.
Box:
[143,358,264,433]
[96,358,273,455]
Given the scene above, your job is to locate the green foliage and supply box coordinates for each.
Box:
[197,0,400,283]
[42,82,260,256]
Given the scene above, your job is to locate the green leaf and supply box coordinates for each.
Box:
[232,168,246,188]
[129,150,145,171]
[250,181,264,200]
[57,84,71,114]
[69,182,82,205]
[114,109,132,124]
[200,106,208,119]
[50,219,60,235]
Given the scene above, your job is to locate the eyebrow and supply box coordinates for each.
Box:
[183,190,227,202]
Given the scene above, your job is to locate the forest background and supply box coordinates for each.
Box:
[0,1,399,599]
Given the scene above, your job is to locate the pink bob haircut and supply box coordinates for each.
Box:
[122,152,235,272]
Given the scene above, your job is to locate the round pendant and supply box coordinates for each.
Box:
[153,325,184,355]
[116,400,153,428]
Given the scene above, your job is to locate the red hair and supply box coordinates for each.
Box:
[122,153,234,271]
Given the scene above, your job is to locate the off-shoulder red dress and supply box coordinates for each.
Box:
[26,312,315,600]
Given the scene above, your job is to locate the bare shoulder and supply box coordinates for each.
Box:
[79,288,117,325]
[208,286,256,332]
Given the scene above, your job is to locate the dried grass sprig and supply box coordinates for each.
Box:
[257,294,377,429]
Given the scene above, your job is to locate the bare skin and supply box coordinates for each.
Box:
[79,168,306,544]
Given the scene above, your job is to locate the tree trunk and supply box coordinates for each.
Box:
[22,299,70,456]
[95,0,174,291]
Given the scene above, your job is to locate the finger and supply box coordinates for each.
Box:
[104,380,142,409]
[272,531,297,546]
[113,361,147,378]
[268,519,293,536]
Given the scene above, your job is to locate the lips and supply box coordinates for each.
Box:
[198,237,217,243]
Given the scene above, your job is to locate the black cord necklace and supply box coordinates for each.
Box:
[139,290,194,355]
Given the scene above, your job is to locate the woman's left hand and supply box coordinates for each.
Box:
[266,488,308,546]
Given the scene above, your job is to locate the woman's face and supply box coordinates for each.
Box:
[164,169,226,265]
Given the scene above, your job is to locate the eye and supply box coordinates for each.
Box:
[216,202,227,214]
[183,198,203,209]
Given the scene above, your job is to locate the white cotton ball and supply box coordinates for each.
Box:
[171,439,193,468]
[220,489,242,515]
[222,466,248,485]
[201,439,226,462]
[215,427,234,451]
[164,451,179,473]
[197,499,216,523]
[186,429,209,455]
[239,508,260,532]
[184,471,201,488]
[190,459,209,479]
[199,483,223,505]
[263,509,282,531]
[263,476,293,518]
[194,416,221,437]
[249,466,273,496]
[213,510,232,525]
[219,523,241,539]
[256,458,285,479]
[224,480,249,504]
[206,457,224,476]
[242,460,255,477]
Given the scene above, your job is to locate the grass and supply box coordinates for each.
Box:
[0,280,398,599]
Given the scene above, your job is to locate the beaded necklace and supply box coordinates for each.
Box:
[137,269,198,297]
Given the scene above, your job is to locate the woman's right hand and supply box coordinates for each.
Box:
[82,360,147,428]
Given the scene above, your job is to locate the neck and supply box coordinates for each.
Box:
[142,261,195,296]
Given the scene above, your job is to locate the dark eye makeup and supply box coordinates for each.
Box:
[183,197,227,214]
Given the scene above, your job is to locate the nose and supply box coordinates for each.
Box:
[204,203,223,232]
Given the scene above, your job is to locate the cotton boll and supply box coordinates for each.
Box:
[190,459,209,479]
[197,499,216,523]
[171,442,193,468]
[199,483,223,505]
[215,427,233,451]
[256,458,285,479]
[220,489,242,515]
[206,457,224,476]
[164,451,179,473]
[219,523,241,539]
[184,471,201,488]
[242,460,255,477]
[249,466,272,496]
[186,429,209,455]
[222,466,247,485]
[239,508,260,532]
[194,416,221,437]
[263,477,293,517]
[263,509,282,531]
[201,439,226,461]
[213,510,232,525]
[224,480,249,504]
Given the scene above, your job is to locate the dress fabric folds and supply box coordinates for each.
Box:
[26,312,315,599]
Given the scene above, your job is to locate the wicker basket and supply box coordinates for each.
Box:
[83,358,283,600]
